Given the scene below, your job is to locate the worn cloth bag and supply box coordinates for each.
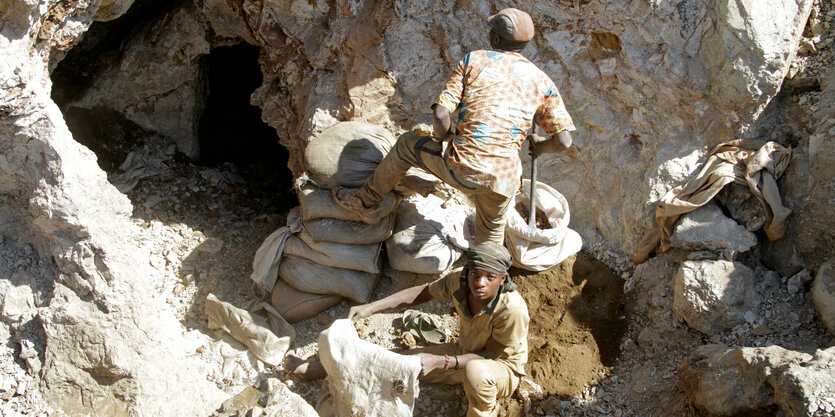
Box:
[303,121,397,189]
[279,255,380,303]
[386,194,473,274]
[270,279,343,323]
[505,179,582,271]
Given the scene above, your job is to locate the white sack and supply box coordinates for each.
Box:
[318,319,421,417]
[279,255,380,303]
[288,206,395,245]
[386,194,473,274]
[303,121,396,189]
[505,179,582,271]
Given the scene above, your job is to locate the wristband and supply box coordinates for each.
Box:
[454,355,459,370]
[443,354,450,371]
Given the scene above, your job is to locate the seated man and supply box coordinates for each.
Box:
[348,242,529,417]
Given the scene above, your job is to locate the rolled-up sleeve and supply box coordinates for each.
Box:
[534,83,576,136]
[434,54,468,113]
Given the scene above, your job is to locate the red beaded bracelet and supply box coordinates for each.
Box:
[443,354,450,370]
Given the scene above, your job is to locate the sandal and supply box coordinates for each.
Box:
[402,309,446,344]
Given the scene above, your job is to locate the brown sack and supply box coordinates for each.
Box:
[270,279,343,323]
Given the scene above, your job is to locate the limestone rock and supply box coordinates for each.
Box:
[673,260,760,335]
[813,259,835,336]
[679,344,835,416]
[670,203,758,254]
[318,319,422,417]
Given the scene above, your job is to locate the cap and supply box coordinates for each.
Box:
[487,8,535,42]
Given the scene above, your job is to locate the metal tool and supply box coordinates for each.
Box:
[528,139,538,228]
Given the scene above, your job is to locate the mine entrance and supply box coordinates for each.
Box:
[197,43,294,208]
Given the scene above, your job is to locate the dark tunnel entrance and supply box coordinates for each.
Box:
[196,43,294,208]
[49,4,297,212]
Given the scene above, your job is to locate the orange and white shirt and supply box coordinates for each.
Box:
[435,50,575,197]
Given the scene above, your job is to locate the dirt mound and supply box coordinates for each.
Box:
[515,252,626,396]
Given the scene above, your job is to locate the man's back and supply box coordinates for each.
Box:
[436,49,574,197]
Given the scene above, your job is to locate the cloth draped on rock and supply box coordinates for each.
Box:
[633,139,792,264]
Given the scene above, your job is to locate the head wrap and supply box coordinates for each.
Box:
[487,8,535,43]
[466,242,512,276]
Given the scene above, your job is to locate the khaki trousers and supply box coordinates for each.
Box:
[411,344,520,417]
[356,132,511,245]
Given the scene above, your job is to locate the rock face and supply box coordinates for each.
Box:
[48,0,816,258]
[672,260,760,335]
[679,344,835,416]
[0,0,829,415]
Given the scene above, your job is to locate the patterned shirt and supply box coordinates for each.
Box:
[427,270,529,376]
[435,50,576,197]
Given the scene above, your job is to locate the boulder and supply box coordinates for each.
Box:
[670,203,758,254]
[679,344,835,416]
[673,260,760,335]
[812,259,835,336]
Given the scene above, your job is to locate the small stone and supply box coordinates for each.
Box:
[400,331,417,349]
[743,311,757,324]
[540,396,561,414]
[316,313,330,326]
[752,324,772,335]
[196,237,223,254]
[787,283,799,294]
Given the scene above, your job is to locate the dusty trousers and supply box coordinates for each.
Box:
[412,343,520,417]
[356,131,511,245]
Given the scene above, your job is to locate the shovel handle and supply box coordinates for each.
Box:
[528,152,538,228]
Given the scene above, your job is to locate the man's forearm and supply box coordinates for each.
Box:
[365,285,430,315]
[531,130,572,155]
[432,104,453,140]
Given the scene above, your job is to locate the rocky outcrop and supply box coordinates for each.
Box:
[812,259,835,336]
[1,1,226,415]
[679,344,835,416]
[51,0,816,258]
[673,260,760,335]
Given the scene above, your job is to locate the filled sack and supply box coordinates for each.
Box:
[386,194,473,274]
[505,179,582,271]
[297,181,399,222]
[279,255,380,303]
[270,279,344,323]
[283,228,383,274]
[303,121,396,189]
[288,207,395,245]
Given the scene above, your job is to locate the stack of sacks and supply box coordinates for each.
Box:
[251,121,400,323]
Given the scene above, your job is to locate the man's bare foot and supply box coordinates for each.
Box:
[284,354,327,380]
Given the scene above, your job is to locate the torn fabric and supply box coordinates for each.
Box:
[633,139,791,264]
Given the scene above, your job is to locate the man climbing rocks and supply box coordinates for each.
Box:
[348,241,529,417]
[334,7,576,245]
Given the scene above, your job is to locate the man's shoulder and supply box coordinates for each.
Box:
[498,290,529,317]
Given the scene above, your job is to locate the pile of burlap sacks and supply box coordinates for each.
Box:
[251,121,581,322]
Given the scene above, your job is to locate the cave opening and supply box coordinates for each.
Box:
[197,42,294,208]
[49,3,296,212]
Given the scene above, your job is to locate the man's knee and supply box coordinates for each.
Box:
[462,360,498,397]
